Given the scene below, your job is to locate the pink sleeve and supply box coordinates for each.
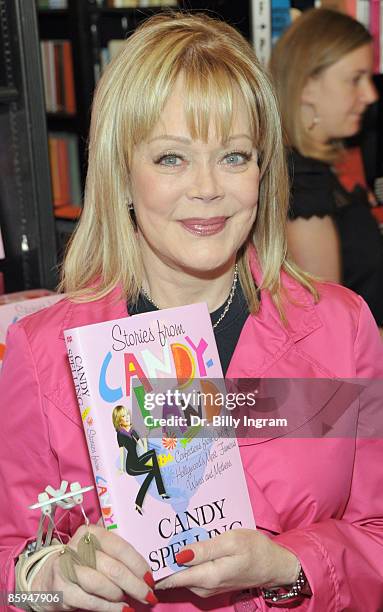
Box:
[272,298,383,610]
[0,323,63,603]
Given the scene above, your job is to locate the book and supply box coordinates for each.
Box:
[64,303,256,580]
[271,0,291,46]
[40,41,76,114]
[49,132,82,208]
[251,0,272,66]
[0,292,64,367]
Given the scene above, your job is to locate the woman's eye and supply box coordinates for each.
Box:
[156,154,183,166]
[222,152,251,166]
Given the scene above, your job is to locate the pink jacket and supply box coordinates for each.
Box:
[1,256,383,612]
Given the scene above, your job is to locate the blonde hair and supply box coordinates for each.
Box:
[270,8,372,162]
[112,405,131,430]
[61,11,316,313]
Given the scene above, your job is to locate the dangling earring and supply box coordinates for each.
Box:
[308,113,320,131]
[127,200,137,228]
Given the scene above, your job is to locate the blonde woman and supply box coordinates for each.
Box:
[270,8,383,326]
[112,405,169,514]
[1,12,383,612]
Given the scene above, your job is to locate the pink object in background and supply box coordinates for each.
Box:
[0,292,64,367]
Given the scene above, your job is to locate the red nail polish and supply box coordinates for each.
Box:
[145,590,159,605]
[175,549,195,565]
[144,571,155,589]
[122,607,135,612]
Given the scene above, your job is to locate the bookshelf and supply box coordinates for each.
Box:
[0,0,57,292]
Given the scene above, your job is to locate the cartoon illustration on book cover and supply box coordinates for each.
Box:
[112,405,170,514]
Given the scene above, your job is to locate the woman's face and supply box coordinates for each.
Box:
[302,43,377,142]
[129,77,259,277]
[120,410,131,428]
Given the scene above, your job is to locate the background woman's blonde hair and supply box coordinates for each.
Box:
[61,11,316,313]
[270,8,372,162]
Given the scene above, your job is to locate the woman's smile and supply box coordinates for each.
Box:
[178,216,228,236]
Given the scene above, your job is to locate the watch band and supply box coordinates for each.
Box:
[261,567,311,605]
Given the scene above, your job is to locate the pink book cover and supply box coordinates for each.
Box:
[0,293,64,367]
[64,302,255,580]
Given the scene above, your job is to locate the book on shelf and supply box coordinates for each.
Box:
[103,0,177,6]
[40,40,76,114]
[0,292,64,367]
[369,0,381,73]
[251,0,272,65]
[48,132,82,208]
[37,0,68,7]
[64,303,255,580]
[271,0,291,45]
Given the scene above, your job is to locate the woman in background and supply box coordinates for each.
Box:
[270,8,383,326]
[0,11,382,612]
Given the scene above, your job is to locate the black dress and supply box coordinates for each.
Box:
[288,149,383,325]
[117,428,167,510]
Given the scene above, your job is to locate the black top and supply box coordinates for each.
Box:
[128,282,249,376]
[288,149,383,325]
[117,428,140,462]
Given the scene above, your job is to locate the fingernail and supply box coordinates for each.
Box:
[144,571,155,589]
[145,590,159,605]
[122,607,135,612]
[175,549,195,565]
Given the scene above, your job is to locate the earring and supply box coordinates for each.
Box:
[127,200,137,228]
[308,115,320,131]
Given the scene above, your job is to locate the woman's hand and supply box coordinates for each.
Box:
[31,523,157,611]
[156,529,300,599]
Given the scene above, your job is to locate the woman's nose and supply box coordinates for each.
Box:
[361,77,378,105]
[187,164,224,202]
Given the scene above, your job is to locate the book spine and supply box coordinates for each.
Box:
[369,0,380,73]
[356,0,369,28]
[40,42,50,111]
[54,42,64,113]
[62,41,76,114]
[251,0,271,66]
[271,0,291,46]
[47,41,57,113]
[48,136,61,206]
[57,137,71,206]
[67,134,82,206]
[64,331,119,531]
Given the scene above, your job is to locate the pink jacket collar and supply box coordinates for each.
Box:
[58,248,323,375]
